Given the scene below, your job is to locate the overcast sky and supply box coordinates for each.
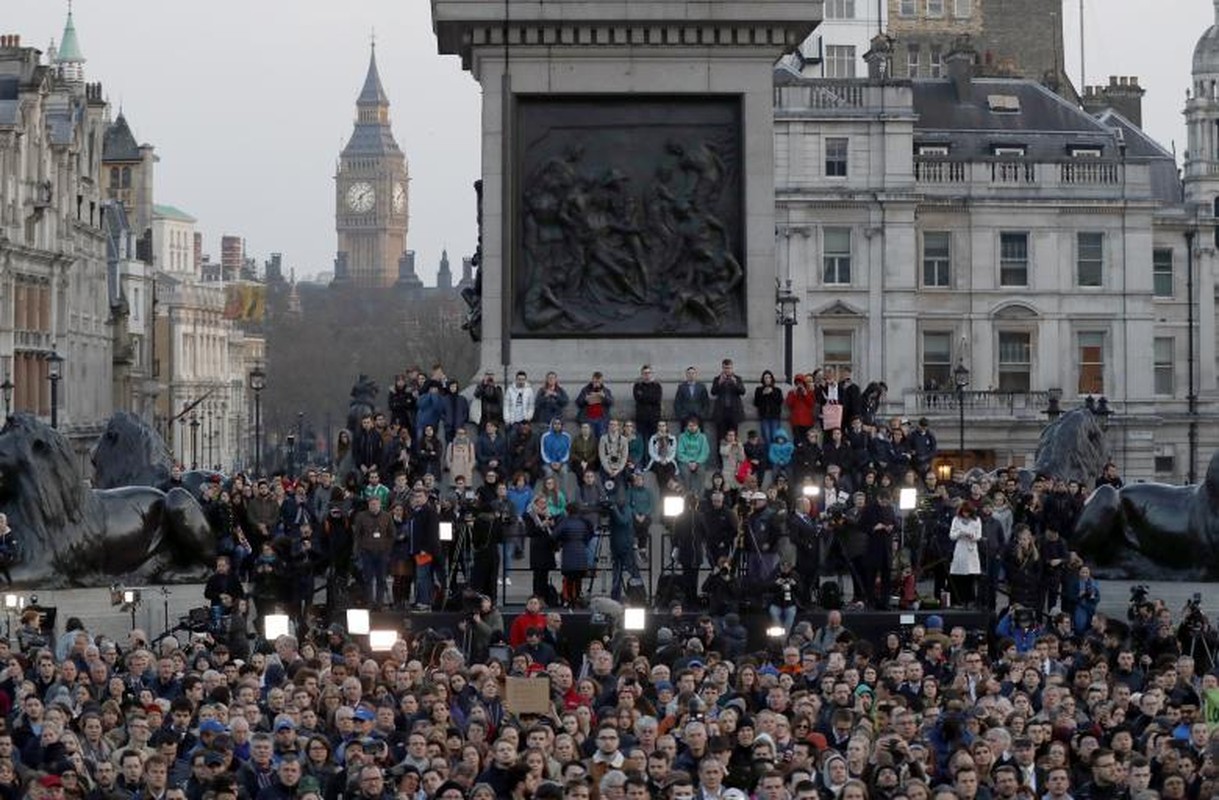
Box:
[5,1,1214,284]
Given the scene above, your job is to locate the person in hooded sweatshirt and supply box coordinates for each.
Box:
[768,429,795,481]
[820,752,850,800]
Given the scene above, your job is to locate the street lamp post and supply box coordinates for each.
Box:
[0,375,12,421]
[953,362,970,466]
[775,280,800,385]
[296,411,305,476]
[47,347,64,429]
[178,414,187,466]
[218,401,227,471]
[1044,388,1063,422]
[205,404,215,469]
[249,365,266,477]
[325,412,333,469]
[189,412,200,470]
[1186,226,1199,484]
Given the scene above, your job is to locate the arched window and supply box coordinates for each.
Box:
[121,167,131,188]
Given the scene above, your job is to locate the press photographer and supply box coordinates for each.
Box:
[1176,593,1217,672]
[454,592,504,663]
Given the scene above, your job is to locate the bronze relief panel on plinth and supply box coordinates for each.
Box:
[514,96,745,338]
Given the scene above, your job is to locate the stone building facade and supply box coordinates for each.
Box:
[0,23,114,457]
[886,0,1077,101]
[773,35,1205,481]
[788,0,886,79]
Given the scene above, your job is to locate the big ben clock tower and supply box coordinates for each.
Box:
[334,43,409,288]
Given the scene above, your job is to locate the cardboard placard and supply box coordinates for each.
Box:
[505,675,552,716]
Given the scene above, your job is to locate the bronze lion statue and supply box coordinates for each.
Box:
[0,414,214,587]
[91,411,174,490]
[1032,407,1111,486]
[346,374,379,433]
[1074,450,1219,578]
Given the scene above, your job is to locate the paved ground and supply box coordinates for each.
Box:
[12,574,1218,648]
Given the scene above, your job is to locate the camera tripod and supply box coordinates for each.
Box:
[584,519,613,597]
[441,514,476,608]
[819,519,869,608]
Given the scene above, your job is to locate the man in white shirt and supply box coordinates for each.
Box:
[504,371,535,432]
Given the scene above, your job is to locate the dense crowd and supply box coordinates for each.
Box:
[0,570,1216,800]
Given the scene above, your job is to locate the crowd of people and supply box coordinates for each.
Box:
[0,362,1215,800]
[0,552,1215,800]
[186,359,1116,633]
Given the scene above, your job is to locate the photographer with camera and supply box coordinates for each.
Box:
[767,559,804,635]
[456,593,504,664]
[995,604,1043,653]
[1176,593,1218,672]
[672,493,708,606]
[700,555,739,618]
[608,495,644,604]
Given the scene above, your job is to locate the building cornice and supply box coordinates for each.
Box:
[434,0,819,67]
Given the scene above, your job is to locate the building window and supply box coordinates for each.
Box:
[1077,232,1104,287]
[954,0,972,16]
[922,331,953,390]
[825,45,857,78]
[1153,248,1174,298]
[923,232,951,287]
[899,0,916,15]
[918,144,949,156]
[1071,147,1102,157]
[930,45,943,78]
[927,0,945,17]
[121,167,132,188]
[1000,232,1029,287]
[1078,332,1105,395]
[907,44,920,78]
[998,332,1032,392]
[1154,451,1176,474]
[823,229,852,284]
[825,138,849,177]
[1154,336,1175,395]
[992,145,1027,157]
[825,0,856,18]
[823,330,855,373]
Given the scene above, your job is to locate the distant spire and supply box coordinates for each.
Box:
[57,2,85,64]
[437,249,453,290]
[357,42,389,106]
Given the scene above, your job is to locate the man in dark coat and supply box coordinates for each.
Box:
[632,365,664,444]
[788,495,821,604]
[710,358,746,450]
[474,372,505,427]
[672,494,707,605]
[406,489,440,610]
[673,366,710,426]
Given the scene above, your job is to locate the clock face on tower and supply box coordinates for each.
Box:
[346,181,375,213]
[392,182,406,214]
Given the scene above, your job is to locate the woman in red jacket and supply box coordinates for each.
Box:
[785,373,816,443]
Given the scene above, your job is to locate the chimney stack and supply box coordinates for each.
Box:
[945,36,978,103]
[1082,75,1146,128]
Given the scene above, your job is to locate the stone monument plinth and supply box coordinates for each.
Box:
[433,1,818,382]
